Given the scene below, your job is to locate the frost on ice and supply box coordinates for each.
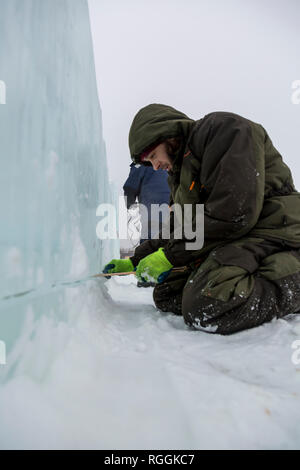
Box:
[0,1,117,376]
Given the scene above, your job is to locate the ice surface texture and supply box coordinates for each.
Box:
[0,0,117,352]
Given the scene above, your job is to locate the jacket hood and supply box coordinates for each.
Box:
[128,103,195,164]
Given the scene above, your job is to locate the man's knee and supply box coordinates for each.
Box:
[181,286,225,333]
[182,270,300,335]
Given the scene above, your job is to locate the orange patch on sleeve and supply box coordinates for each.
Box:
[189,181,195,191]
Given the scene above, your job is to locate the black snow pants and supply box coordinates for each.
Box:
[153,237,300,334]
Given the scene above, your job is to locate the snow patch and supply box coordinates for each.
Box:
[1,277,300,449]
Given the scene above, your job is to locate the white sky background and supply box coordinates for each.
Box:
[88,0,300,193]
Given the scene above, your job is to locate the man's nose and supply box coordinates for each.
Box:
[153,160,159,171]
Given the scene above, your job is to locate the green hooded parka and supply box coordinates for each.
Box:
[128,104,300,334]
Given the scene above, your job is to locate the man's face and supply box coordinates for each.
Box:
[142,142,173,171]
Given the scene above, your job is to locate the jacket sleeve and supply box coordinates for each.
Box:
[163,112,266,266]
[123,165,145,209]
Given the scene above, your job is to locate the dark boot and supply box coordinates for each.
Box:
[137,280,156,288]
[153,269,192,315]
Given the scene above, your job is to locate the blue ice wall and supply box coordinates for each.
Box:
[0,0,117,357]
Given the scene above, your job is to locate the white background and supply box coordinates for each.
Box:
[88,0,300,193]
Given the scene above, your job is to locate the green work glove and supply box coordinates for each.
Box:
[103,258,134,276]
[136,248,173,284]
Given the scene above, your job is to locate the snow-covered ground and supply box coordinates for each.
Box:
[1,274,300,450]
